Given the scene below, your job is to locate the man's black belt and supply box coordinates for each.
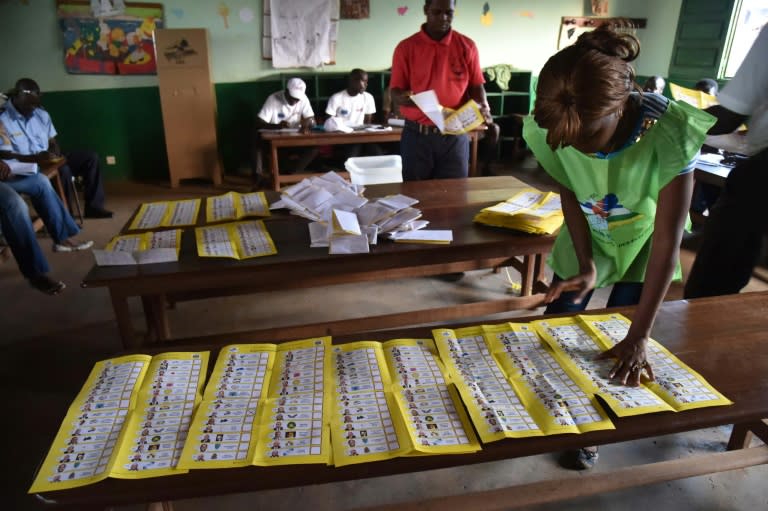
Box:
[404,119,443,135]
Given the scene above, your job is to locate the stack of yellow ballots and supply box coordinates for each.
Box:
[474,188,564,235]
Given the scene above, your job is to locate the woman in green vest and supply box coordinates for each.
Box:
[523,22,714,469]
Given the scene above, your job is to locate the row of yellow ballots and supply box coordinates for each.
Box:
[102,192,275,262]
[30,313,730,493]
[473,188,564,235]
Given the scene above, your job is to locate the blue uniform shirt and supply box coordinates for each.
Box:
[0,100,57,154]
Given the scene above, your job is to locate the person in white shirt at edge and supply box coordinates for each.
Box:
[685,24,768,299]
[252,78,318,187]
[325,68,384,159]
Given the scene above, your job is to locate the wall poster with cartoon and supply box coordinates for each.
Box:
[57,0,164,75]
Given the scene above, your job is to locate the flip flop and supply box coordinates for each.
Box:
[29,275,66,295]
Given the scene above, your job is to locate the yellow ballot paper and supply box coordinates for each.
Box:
[109,352,209,479]
[669,83,719,109]
[578,314,732,411]
[252,337,332,466]
[93,229,183,266]
[432,326,544,443]
[195,220,277,260]
[328,341,412,466]
[332,209,362,236]
[206,191,271,223]
[474,188,564,235]
[382,339,480,455]
[410,90,484,135]
[30,355,151,492]
[129,199,201,230]
[443,99,486,135]
[177,344,276,469]
[482,323,614,435]
[533,317,677,416]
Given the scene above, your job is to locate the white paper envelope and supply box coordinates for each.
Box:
[411,90,445,132]
[332,209,361,236]
[392,230,453,244]
[329,233,370,254]
[308,222,330,248]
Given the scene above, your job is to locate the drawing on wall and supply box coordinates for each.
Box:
[218,2,230,28]
[590,0,609,16]
[558,16,646,50]
[90,0,126,16]
[340,0,369,19]
[239,7,255,23]
[162,37,197,64]
[397,6,408,16]
[57,1,164,75]
[480,2,492,26]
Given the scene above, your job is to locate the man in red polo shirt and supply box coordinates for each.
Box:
[390,0,493,180]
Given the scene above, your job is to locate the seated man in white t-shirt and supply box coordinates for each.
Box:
[252,78,319,185]
[325,69,383,159]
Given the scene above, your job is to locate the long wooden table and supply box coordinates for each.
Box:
[32,293,768,510]
[82,177,554,349]
[260,128,481,190]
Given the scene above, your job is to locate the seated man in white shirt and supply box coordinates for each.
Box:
[252,78,319,186]
[325,69,383,159]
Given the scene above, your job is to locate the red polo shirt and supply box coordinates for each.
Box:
[390,25,485,126]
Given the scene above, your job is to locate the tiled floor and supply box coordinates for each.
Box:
[2,162,766,510]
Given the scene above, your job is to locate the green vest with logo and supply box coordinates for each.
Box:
[523,100,715,287]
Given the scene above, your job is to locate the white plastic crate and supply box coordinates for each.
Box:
[344,155,403,185]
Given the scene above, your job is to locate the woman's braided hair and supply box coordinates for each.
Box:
[534,20,641,150]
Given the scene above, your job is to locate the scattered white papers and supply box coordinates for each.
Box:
[411,90,445,131]
[332,209,362,236]
[93,248,178,266]
[258,128,300,133]
[94,229,182,266]
[329,233,370,254]
[273,171,434,254]
[391,230,453,244]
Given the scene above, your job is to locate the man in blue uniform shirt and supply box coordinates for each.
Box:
[0,78,112,218]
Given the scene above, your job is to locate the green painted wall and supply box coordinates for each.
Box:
[0,0,683,181]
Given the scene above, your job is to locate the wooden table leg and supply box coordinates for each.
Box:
[469,132,479,177]
[110,290,138,350]
[141,294,171,342]
[728,420,768,450]
[520,254,535,296]
[270,142,281,191]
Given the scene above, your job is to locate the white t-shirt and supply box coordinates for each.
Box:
[716,25,768,155]
[325,90,376,127]
[257,91,314,128]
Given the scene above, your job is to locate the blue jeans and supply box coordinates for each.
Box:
[544,275,644,314]
[1,174,80,278]
[400,127,469,180]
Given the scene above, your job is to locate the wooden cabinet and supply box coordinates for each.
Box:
[155,28,223,188]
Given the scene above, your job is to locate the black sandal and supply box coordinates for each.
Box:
[29,275,66,295]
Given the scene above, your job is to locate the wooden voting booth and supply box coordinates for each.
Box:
[154,28,223,188]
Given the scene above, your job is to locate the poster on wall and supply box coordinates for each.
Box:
[57,0,164,75]
[340,0,369,19]
[557,16,646,50]
[262,0,339,65]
